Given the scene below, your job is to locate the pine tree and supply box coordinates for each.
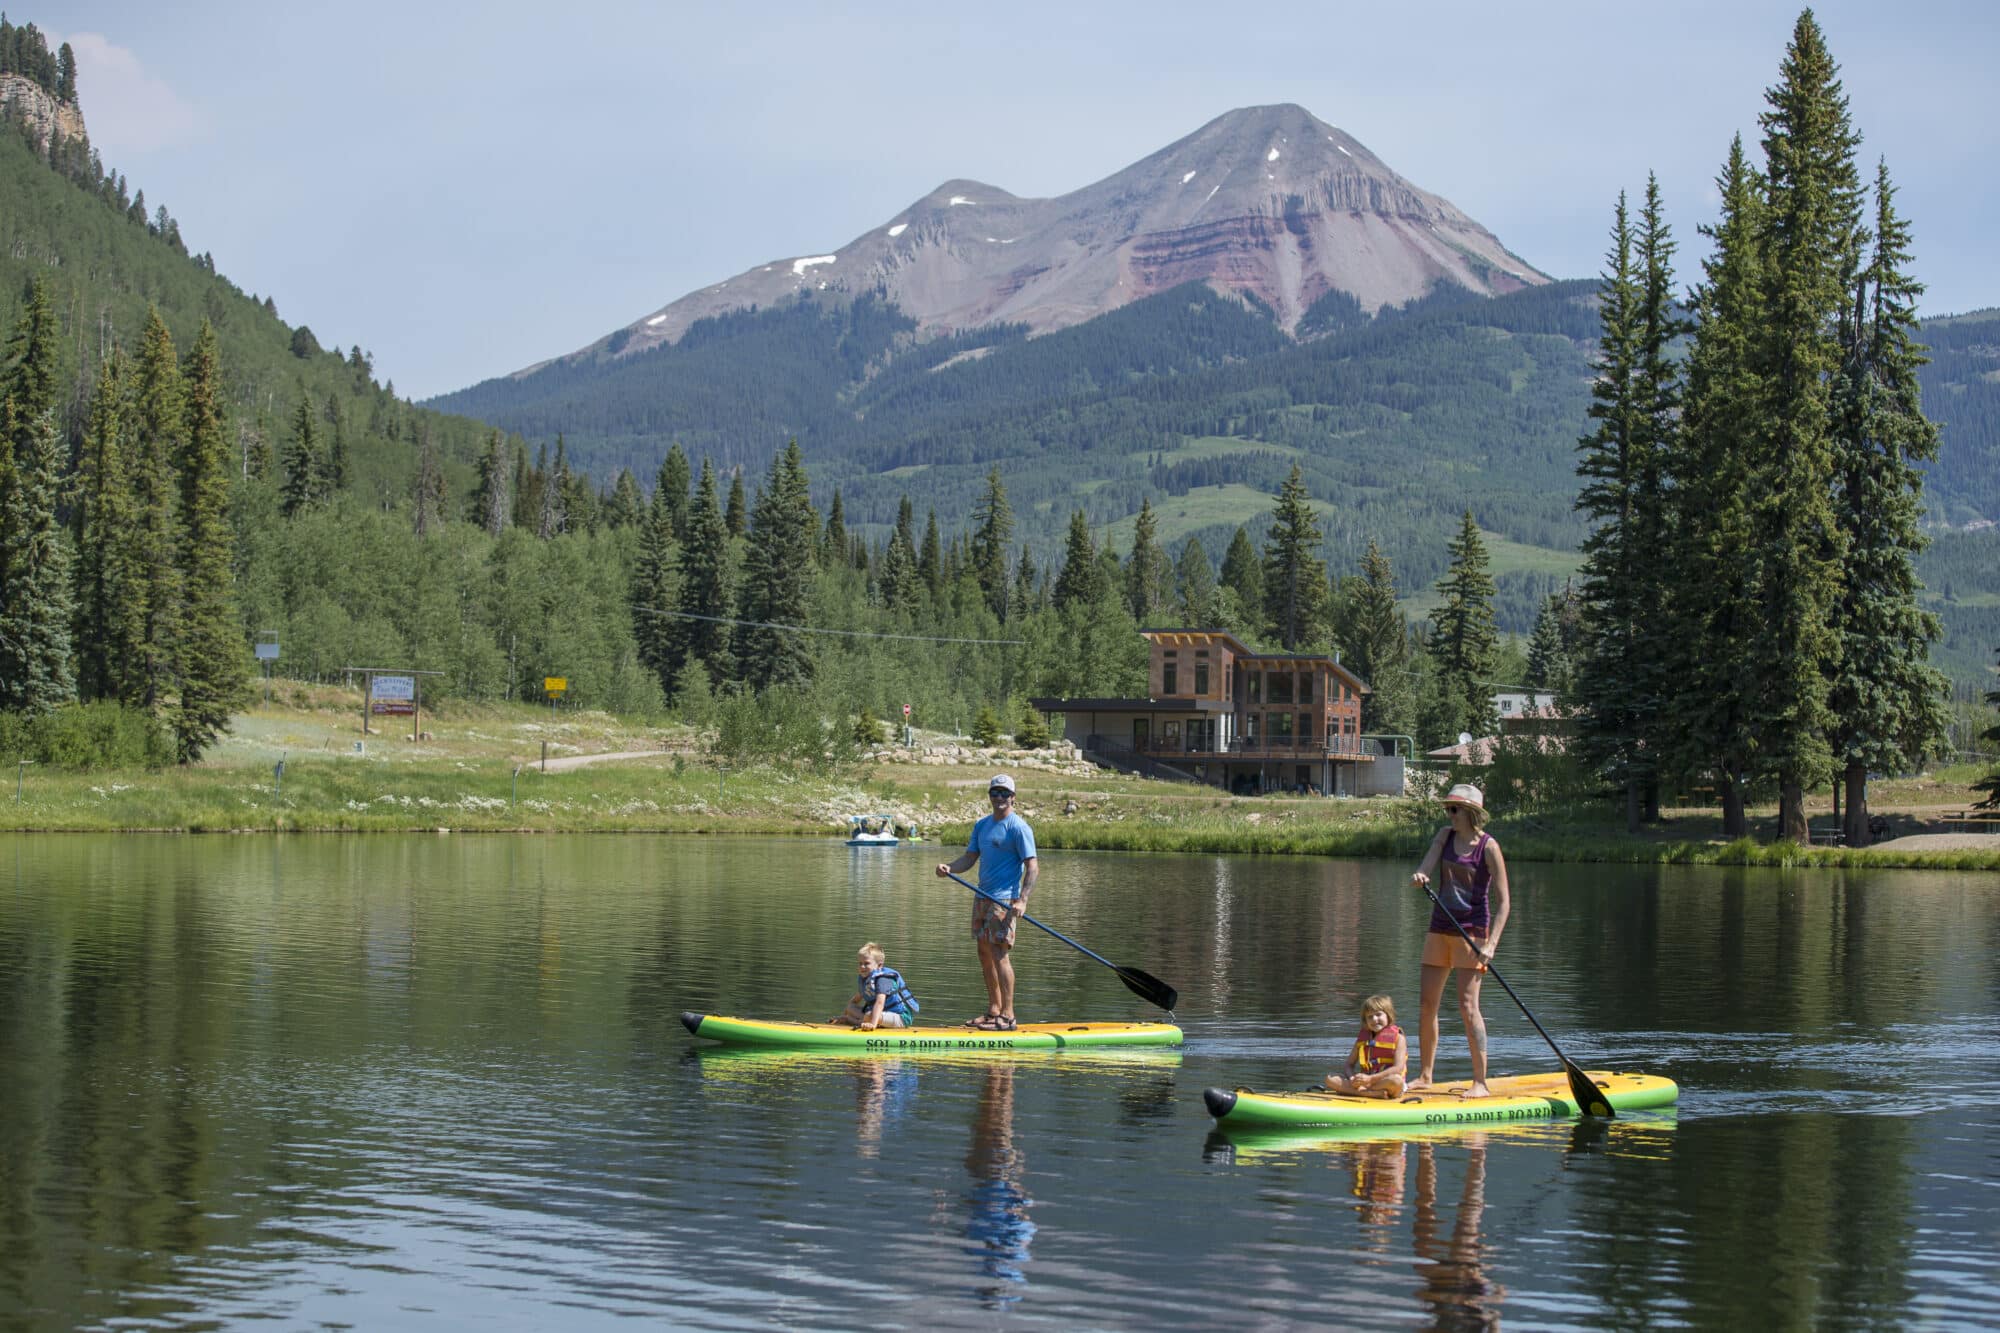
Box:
[280,388,321,517]
[970,467,1013,620]
[412,431,446,538]
[1125,496,1169,623]
[1430,511,1498,742]
[605,468,645,530]
[1975,648,2000,810]
[129,308,184,708]
[2,277,59,435]
[1261,464,1327,651]
[0,402,75,712]
[735,441,817,691]
[824,488,847,561]
[470,430,511,535]
[668,458,735,691]
[724,469,747,537]
[73,352,142,701]
[171,323,246,761]
[1526,592,1576,698]
[323,395,349,491]
[632,473,680,696]
[538,437,570,538]
[1012,545,1040,617]
[512,444,540,530]
[880,527,921,611]
[1347,540,1412,736]
[895,495,916,552]
[1746,11,1866,843]
[970,703,1002,748]
[1172,535,1217,626]
[1052,510,1103,610]
[1670,135,1767,836]
[650,443,688,542]
[1219,526,1263,638]
[1572,180,1685,830]
[1826,161,1948,844]
[919,510,944,597]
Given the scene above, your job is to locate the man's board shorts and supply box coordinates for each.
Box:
[972,898,1018,947]
[1421,924,1488,971]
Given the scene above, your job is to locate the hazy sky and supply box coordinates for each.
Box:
[50,1,2000,399]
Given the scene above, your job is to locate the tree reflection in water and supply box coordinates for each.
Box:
[1411,1137,1504,1330]
[963,1064,1035,1307]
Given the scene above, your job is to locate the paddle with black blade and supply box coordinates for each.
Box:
[946,870,1178,1014]
[1416,878,1613,1118]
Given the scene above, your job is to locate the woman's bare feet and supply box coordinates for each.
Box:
[1464,1081,1491,1098]
[1405,1077,1433,1092]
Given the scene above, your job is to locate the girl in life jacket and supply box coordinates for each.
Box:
[833,942,920,1030]
[1326,994,1407,1098]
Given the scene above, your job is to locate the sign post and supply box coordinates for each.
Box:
[255,634,280,702]
[903,702,912,747]
[545,676,567,723]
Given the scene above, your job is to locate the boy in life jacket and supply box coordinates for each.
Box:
[832,942,920,1031]
[1326,994,1407,1098]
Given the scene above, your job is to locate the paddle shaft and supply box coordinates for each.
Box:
[1417,879,1612,1117]
[945,870,1177,1012]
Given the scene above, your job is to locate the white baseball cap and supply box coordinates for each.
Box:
[988,774,1016,794]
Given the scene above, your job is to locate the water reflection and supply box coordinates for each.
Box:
[854,1058,917,1159]
[1410,1138,1502,1331]
[962,1064,1035,1306]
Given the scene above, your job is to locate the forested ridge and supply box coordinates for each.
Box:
[1,9,1994,811]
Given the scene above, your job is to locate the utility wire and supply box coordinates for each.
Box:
[631,605,1023,646]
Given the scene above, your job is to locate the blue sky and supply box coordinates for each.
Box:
[49,1,2000,399]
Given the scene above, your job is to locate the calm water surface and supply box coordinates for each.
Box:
[1,834,1997,1328]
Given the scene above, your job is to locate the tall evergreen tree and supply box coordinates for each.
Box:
[1346,539,1412,737]
[1261,464,1327,651]
[919,510,944,598]
[895,495,916,552]
[724,468,747,537]
[970,467,1013,621]
[1826,161,1948,844]
[323,394,349,491]
[1572,179,1685,830]
[513,444,541,530]
[1012,545,1041,617]
[632,474,680,696]
[880,528,921,612]
[412,431,446,538]
[129,308,184,708]
[1219,526,1263,637]
[658,443,692,541]
[280,388,322,517]
[1051,509,1103,611]
[605,468,645,530]
[73,352,141,702]
[1172,535,1217,626]
[824,488,847,562]
[470,430,511,536]
[1429,511,1499,743]
[735,441,818,691]
[668,458,735,693]
[0,402,75,712]
[538,437,570,538]
[1746,11,1866,843]
[1525,590,1579,699]
[1125,497,1169,623]
[1670,136,1767,836]
[172,323,246,761]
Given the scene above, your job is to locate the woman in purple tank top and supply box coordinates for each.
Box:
[1407,783,1511,1098]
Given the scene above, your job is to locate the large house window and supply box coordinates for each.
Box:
[1269,712,1294,743]
[1163,663,1178,695]
[1194,662,1210,695]
[1247,672,1261,703]
[1298,713,1313,742]
[1300,672,1314,702]
[1268,672,1294,704]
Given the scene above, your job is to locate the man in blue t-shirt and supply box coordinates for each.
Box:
[936,773,1038,1031]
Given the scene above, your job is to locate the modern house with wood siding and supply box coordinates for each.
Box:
[1029,628,1387,796]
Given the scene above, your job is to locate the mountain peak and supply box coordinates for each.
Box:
[589,104,1545,358]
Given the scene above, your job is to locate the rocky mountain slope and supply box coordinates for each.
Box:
[553,103,1545,367]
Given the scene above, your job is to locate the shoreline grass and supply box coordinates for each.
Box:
[1,696,1993,872]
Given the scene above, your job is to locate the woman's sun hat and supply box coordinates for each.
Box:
[1442,783,1486,816]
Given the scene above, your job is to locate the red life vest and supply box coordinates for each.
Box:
[1353,1022,1402,1074]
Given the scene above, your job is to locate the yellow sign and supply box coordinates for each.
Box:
[544,677,568,693]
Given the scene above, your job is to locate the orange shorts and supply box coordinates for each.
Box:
[1421,926,1488,971]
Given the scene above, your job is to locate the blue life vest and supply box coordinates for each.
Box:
[863,966,919,1018]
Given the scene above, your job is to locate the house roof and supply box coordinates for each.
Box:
[1027,697,1208,713]
[1139,627,1371,694]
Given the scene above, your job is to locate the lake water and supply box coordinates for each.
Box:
[2,834,1997,1328]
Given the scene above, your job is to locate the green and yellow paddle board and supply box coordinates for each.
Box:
[1203,1070,1678,1128]
[682,1012,1182,1052]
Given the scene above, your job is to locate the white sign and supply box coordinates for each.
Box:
[371,675,416,715]
[254,642,280,661]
